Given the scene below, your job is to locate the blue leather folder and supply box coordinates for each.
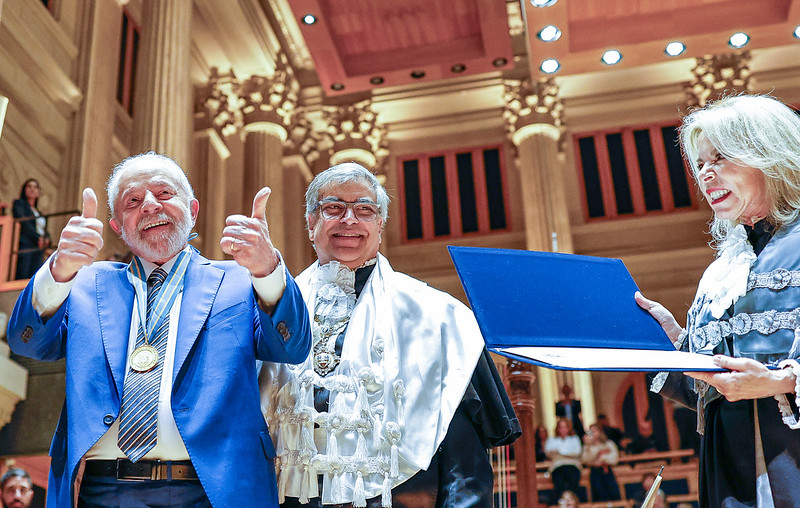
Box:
[448,246,722,371]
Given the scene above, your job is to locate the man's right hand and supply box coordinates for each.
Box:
[50,188,104,283]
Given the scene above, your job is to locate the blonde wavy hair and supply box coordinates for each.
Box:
[680,95,800,249]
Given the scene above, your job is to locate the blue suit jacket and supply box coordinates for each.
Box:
[8,250,311,507]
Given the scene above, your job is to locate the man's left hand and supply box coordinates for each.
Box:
[220,187,279,277]
[688,355,797,401]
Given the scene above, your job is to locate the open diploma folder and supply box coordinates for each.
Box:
[448,246,723,372]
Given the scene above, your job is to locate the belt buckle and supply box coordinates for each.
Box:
[115,458,158,481]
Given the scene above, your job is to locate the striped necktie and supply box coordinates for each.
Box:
[118,268,169,462]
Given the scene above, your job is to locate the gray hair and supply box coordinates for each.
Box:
[1,468,31,490]
[107,152,195,219]
[304,162,390,228]
[680,94,800,248]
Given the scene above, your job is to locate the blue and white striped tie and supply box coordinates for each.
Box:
[117,268,169,462]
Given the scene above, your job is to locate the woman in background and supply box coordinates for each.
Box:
[581,423,621,502]
[12,178,49,279]
[545,418,583,503]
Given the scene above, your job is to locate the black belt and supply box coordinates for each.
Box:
[84,459,198,481]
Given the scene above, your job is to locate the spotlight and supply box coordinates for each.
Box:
[410,70,426,79]
[330,82,345,91]
[369,76,384,85]
[665,41,686,57]
[793,25,800,38]
[540,59,560,74]
[601,50,622,65]
[492,57,508,67]
[530,0,557,6]
[729,32,750,48]
[450,63,466,73]
[538,25,562,42]
[301,14,317,25]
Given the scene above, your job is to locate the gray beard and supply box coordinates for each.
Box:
[121,212,193,263]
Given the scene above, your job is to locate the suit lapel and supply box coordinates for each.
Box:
[96,267,134,402]
[173,251,223,381]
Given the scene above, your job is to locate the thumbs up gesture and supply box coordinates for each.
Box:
[51,188,105,283]
[221,187,279,277]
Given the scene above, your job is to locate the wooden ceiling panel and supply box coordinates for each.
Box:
[288,0,513,96]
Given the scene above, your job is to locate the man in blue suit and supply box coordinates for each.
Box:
[7,152,311,507]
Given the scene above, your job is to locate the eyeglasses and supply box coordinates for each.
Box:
[315,200,380,222]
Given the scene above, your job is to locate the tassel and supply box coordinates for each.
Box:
[328,432,338,457]
[302,424,318,455]
[356,383,369,416]
[382,473,392,508]
[353,472,367,507]
[299,465,310,504]
[276,428,287,456]
[390,443,399,478]
[355,430,367,461]
[278,465,287,504]
[331,473,342,504]
[295,381,306,411]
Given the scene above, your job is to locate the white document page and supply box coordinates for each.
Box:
[498,346,723,371]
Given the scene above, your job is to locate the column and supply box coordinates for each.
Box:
[132,0,192,165]
[243,122,288,251]
[191,129,230,259]
[507,359,538,507]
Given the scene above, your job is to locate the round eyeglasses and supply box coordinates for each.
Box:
[316,200,379,222]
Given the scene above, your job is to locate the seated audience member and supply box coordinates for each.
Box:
[626,420,658,455]
[596,413,624,450]
[535,424,549,463]
[581,423,621,502]
[630,472,664,508]
[545,418,583,502]
[1,468,34,508]
[557,490,579,508]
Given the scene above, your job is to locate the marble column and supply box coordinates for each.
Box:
[243,121,288,251]
[132,0,192,165]
[507,360,538,507]
[191,129,230,260]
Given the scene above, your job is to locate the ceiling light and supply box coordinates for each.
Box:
[530,0,557,6]
[729,32,750,48]
[601,50,622,65]
[793,25,800,38]
[369,76,384,85]
[538,25,562,42]
[540,59,560,74]
[330,83,344,91]
[410,70,426,79]
[664,41,686,57]
[492,57,508,67]
[301,14,317,25]
[450,63,466,73]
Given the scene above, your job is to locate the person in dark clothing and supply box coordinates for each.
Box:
[555,384,585,440]
[12,178,49,279]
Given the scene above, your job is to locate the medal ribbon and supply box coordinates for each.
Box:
[127,250,190,344]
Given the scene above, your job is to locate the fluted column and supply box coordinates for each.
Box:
[191,129,230,259]
[243,122,288,251]
[133,0,192,165]
[507,359,537,507]
[504,78,572,253]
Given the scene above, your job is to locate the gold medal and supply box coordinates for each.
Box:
[130,344,159,372]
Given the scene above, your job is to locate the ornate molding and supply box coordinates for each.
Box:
[503,78,565,148]
[683,51,751,109]
[321,99,389,172]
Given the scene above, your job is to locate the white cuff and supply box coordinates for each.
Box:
[32,253,74,318]
[775,359,800,429]
[251,250,287,306]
